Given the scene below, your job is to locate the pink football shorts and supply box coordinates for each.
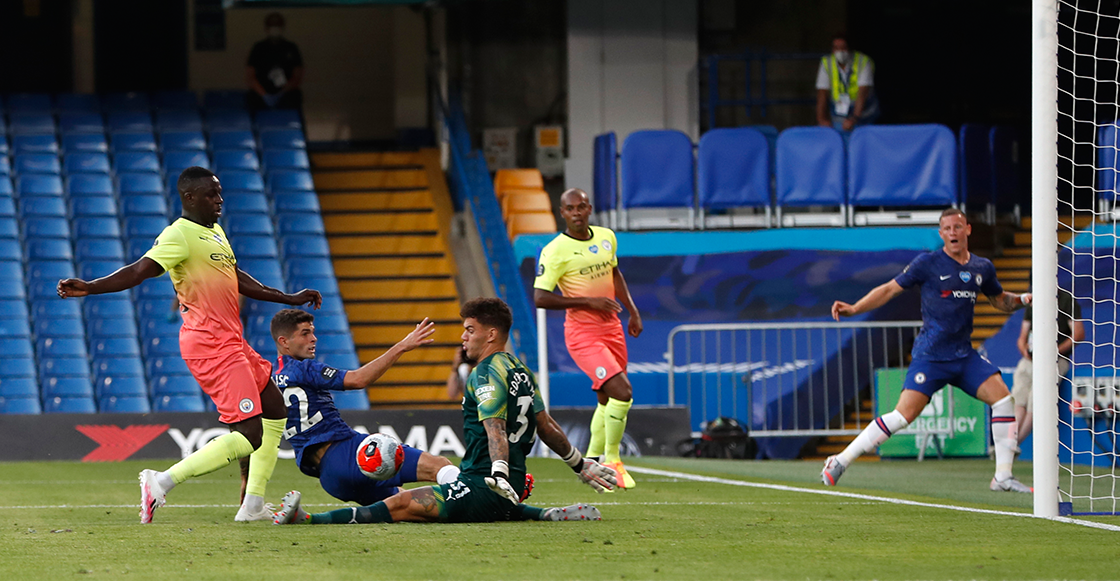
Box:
[565,321,628,391]
[186,341,273,424]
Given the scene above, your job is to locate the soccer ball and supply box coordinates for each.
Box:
[356,433,404,481]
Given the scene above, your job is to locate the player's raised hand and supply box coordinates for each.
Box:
[1021,293,1033,306]
[288,289,323,309]
[831,300,855,321]
[57,278,90,299]
[584,297,622,313]
[400,318,437,351]
[578,459,618,493]
[484,476,519,505]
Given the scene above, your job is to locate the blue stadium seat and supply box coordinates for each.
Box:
[0,299,29,320]
[990,126,1021,214]
[213,150,260,172]
[0,156,9,176]
[18,175,64,197]
[0,377,37,396]
[56,93,100,114]
[207,110,253,131]
[14,153,61,175]
[32,318,79,339]
[696,128,772,228]
[847,124,957,224]
[24,238,71,261]
[74,217,121,239]
[92,358,144,383]
[152,394,204,413]
[42,396,96,414]
[91,338,141,358]
[62,133,108,154]
[0,240,22,261]
[152,375,199,396]
[86,317,138,339]
[134,276,175,299]
[263,149,310,171]
[315,333,354,354]
[0,317,31,337]
[113,151,161,173]
[27,280,63,301]
[102,92,150,112]
[0,136,6,156]
[110,132,157,153]
[40,358,91,380]
[28,260,75,280]
[332,390,369,411]
[593,132,618,224]
[99,396,151,413]
[147,356,189,377]
[774,127,847,227]
[160,130,207,152]
[231,235,278,258]
[58,113,105,134]
[121,194,168,217]
[219,170,265,192]
[118,172,163,195]
[288,276,340,296]
[83,296,135,319]
[24,217,70,239]
[268,170,314,192]
[0,184,12,203]
[620,130,696,230]
[260,129,306,151]
[210,130,256,151]
[285,257,334,278]
[280,234,330,257]
[21,199,67,220]
[163,150,210,173]
[247,335,273,354]
[0,218,15,239]
[9,113,56,135]
[70,196,118,218]
[242,299,284,317]
[124,216,167,238]
[273,192,320,214]
[239,256,284,280]
[143,336,181,358]
[126,237,153,262]
[0,338,34,358]
[0,359,36,379]
[223,192,269,214]
[12,134,58,155]
[276,213,325,236]
[107,112,153,133]
[204,90,246,110]
[37,337,88,359]
[224,214,274,236]
[66,173,114,197]
[256,109,302,130]
[0,271,25,300]
[153,90,198,111]
[139,316,181,339]
[0,396,41,414]
[32,300,79,320]
[6,93,52,113]
[245,313,273,337]
[156,110,203,132]
[74,239,124,261]
[311,314,348,334]
[63,152,111,175]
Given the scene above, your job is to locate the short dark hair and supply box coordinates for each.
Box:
[271,308,315,342]
[265,12,285,27]
[460,297,512,336]
[940,207,968,223]
[177,166,217,196]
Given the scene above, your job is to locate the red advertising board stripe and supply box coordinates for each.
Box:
[75,425,170,462]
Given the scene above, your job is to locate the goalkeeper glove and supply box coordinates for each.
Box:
[485,460,519,505]
[560,447,617,493]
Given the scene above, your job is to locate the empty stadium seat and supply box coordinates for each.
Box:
[124,216,168,238]
[110,132,157,153]
[58,113,105,134]
[239,258,284,288]
[152,375,200,396]
[143,336,181,358]
[73,217,121,239]
[0,317,31,337]
[32,300,79,320]
[210,129,256,151]
[27,280,63,301]
[232,235,279,258]
[0,338,34,358]
[121,194,168,217]
[14,153,61,175]
[18,175,64,197]
[86,317,138,339]
[114,151,161,173]
[40,357,90,379]
[0,299,29,320]
[263,149,310,171]
[6,93,52,113]
[153,90,198,111]
[0,157,9,176]
[0,240,21,262]
[501,189,552,218]
[24,217,70,239]
[99,396,151,413]
[0,396,41,414]
[107,112,153,133]
[259,129,306,150]
[207,110,253,131]
[213,150,260,172]
[71,196,118,218]
[126,237,154,261]
[507,212,558,240]
[256,109,302,130]
[315,333,354,354]
[268,170,314,191]
[620,130,696,230]
[63,152,111,175]
[224,214,274,236]
[12,134,58,155]
[118,172,163,195]
[219,170,265,192]
[332,390,369,411]
[147,356,189,377]
[774,127,847,227]
[134,276,175,299]
[66,173,114,197]
[56,93,100,114]
[0,182,11,200]
[276,212,325,235]
[493,168,544,198]
[9,113,56,135]
[0,219,15,239]
[32,318,78,339]
[0,377,37,396]
[41,377,94,401]
[152,394,204,413]
[593,132,618,228]
[223,192,269,215]
[42,396,96,414]
[848,124,958,225]
[204,90,246,110]
[21,198,67,219]
[74,239,124,261]
[156,110,203,132]
[91,338,141,358]
[28,260,75,280]
[102,92,150,112]
[161,130,208,152]
[163,150,210,173]
[139,317,180,339]
[62,133,108,154]
[77,261,123,281]
[37,337,88,359]
[273,192,320,213]
[280,234,330,257]
[285,257,334,278]
[288,276,339,296]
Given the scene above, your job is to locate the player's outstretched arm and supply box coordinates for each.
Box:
[236,267,322,309]
[832,280,905,321]
[536,410,617,493]
[612,267,642,338]
[989,291,1030,313]
[343,318,437,389]
[57,257,164,299]
[534,288,621,314]
[481,418,519,504]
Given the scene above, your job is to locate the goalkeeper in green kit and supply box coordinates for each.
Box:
[273,297,617,525]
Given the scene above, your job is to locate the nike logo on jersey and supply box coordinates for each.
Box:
[939,275,951,280]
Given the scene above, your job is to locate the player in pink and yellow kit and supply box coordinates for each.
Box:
[57,167,322,523]
[533,189,642,488]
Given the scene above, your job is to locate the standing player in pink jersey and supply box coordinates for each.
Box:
[57,167,322,523]
[533,188,642,489]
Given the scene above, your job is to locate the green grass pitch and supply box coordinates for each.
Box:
[1,456,1117,580]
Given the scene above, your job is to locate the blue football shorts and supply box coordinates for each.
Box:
[902,350,1001,398]
[317,432,422,506]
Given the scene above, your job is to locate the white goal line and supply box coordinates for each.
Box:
[626,466,1120,533]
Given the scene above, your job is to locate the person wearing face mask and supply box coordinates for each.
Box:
[815,33,878,131]
[246,13,304,111]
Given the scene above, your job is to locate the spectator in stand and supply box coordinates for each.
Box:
[246,13,304,112]
[446,347,472,401]
[1013,288,1084,450]
[815,33,879,131]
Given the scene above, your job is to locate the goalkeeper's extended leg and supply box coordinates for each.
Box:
[823,409,910,486]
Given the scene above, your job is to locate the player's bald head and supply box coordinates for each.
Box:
[177,166,219,199]
[560,188,589,206]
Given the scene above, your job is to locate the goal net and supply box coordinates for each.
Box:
[1044,0,1120,516]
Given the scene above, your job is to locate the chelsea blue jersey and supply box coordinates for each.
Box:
[274,355,358,477]
[894,250,1002,361]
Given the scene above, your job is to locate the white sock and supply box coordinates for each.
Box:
[242,494,264,513]
[837,410,910,466]
[156,471,176,492]
[991,395,1017,481]
[436,464,461,485]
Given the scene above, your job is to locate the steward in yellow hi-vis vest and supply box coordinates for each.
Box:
[815,35,879,131]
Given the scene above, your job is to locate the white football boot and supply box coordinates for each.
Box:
[138,469,167,524]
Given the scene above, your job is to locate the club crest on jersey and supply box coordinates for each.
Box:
[602,240,612,252]
[959,271,971,283]
[239,398,255,413]
[915,372,926,384]
[589,245,598,254]
[976,274,982,285]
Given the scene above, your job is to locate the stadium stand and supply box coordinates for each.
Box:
[696,127,771,228]
[847,124,958,225]
[593,132,618,229]
[620,129,696,230]
[774,126,847,227]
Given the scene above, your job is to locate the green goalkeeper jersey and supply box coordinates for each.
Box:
[460,351,546,499]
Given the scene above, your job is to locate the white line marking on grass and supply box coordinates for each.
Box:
[626,466,1120,533]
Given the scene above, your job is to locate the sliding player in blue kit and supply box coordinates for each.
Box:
[825,208,1033,493]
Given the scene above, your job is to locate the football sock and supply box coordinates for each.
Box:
[436,464,461,485]
[167,431,254,485]
[586,403,607,458]
[312,502,393,524]
[991,395,1017,481]
[837,410,909,467]
[602,397,633,464]
[518,504,545,521]
[398,445,422,483]
[245,418,286,499]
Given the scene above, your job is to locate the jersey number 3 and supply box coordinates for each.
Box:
[508,395,534,444]
[283,387,323,439]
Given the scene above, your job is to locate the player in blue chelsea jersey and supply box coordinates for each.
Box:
[825,209,1033,493]
[269,309,462,506]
